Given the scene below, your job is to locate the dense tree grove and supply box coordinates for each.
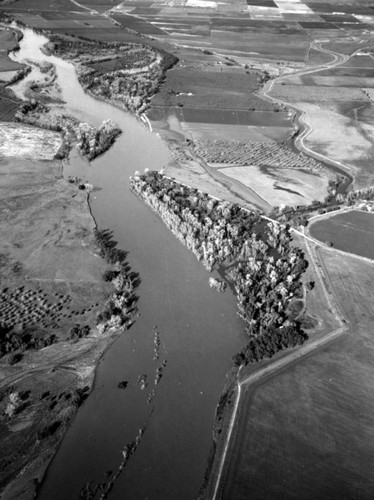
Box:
[76,119,121,160]
[130,171,309,365]
[15,101,121,160]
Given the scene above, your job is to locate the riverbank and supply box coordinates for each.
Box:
[0,153,133,499]
[0,27,139,500]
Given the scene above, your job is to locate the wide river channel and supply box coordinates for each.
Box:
[11,28,245,499]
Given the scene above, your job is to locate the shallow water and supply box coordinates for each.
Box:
[11,28,245,499]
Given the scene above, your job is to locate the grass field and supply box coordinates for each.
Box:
[151,66,276,111]
[310,210,374,259]
[222,248,374,500]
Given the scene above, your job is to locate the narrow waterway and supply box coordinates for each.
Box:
[11,29,245,499]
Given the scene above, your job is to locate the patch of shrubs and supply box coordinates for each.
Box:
[67,324,90,341]
[74,386,90,407]
[0,325,57,357]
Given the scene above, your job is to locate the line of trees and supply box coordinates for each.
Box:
[130,171,309,365]
[94,229,140,334]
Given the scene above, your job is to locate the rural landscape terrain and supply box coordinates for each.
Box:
[1,0,374,499]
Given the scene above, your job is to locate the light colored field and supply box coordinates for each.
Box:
[295,101,374,188]
[0,70,18,82]
[180,121,291,142]
[164,157,271,211]
[247,6,283,20]
[270,84,369,102]
[222,249,374,500]
[0,123,61,160]
[218,164,330,207]
[282,75,374,88]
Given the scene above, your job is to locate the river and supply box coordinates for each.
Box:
[10,28,245,499]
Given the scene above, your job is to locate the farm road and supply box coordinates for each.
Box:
[260,41,355,178]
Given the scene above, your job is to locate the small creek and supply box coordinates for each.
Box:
[10,28,245,499]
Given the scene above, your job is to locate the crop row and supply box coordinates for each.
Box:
[193,139,321,170]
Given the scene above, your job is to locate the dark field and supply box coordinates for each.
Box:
[0,0,84,11]
[310,210,374,259]
[111,13,167,35]
[0,31,21,124]
[341,55,374,68]
[0,87,20,121]
[289,75,374,88]
[310,67,374,78]
[270,84,368,103]
[0,28,22,72]
[151,67,276,111]
[222,248,374,500]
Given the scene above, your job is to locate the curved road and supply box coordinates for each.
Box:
[259,41,356,179]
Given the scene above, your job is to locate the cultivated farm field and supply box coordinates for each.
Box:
[151,67,276,111]
[0,29,22,72]
[0,87,20,121]
[310,210,374,259]
[222,248,374,500]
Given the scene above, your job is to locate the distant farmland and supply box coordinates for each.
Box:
[310,210,374,259]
